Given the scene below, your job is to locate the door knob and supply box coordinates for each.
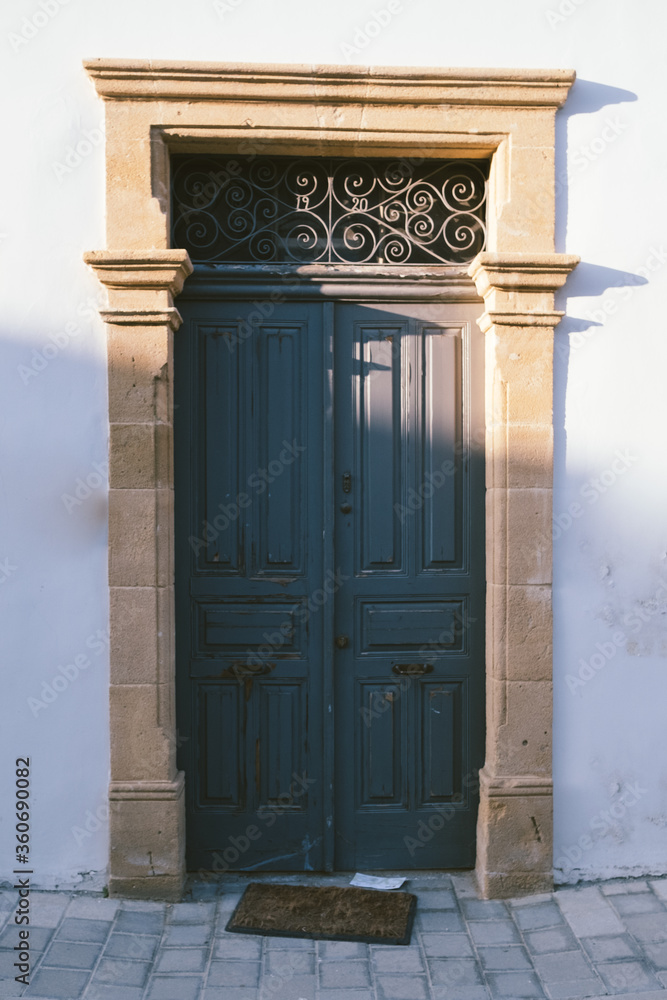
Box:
[339,503,352,514]
[335,635,349,649]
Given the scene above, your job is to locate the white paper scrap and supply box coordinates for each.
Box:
[350,873,407,891]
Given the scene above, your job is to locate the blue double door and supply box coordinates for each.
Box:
[175,295,485,872]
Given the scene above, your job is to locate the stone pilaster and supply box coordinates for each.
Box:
[84,250,193,900]
[468,252,579,897]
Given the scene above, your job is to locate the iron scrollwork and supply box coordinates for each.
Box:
[172,155,488,266]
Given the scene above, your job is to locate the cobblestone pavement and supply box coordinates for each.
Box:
[2,873,667,999]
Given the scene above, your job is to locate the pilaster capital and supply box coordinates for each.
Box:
[468,252,579,329]
[84,250,193,331]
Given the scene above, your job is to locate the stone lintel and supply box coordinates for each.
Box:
[84,60,575,108]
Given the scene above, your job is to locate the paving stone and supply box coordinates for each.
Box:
[428,958,484,987]
[117,900,165,912]
[39,940,102,969]
[450,873,479,898]
[532,950,596,982]
[513,902,564,930]
[217,894,242,915]
[201,991,257,1000]
[23,967,89,998]
[611,893,665,915]
[430,988,491,1000]
[371,946,426,973]
[601,881,650,895]
[85,986,145,1000]
[91,958,151,987]
[510,893,554,907]
[649,879,667,901]
[319,992,377,1000]
[319,961,371,988]
[642,941,667,967]
[28,894,70,929]
[145,976,203,1000]
[0,926,53,951]
[103,933,158,961]
[154,947,208,973]
[477,945,533,970]
[417,889,457,910]
[212,935,262,959]
[168,902,216,924]
[421,931,474,957]
[208,960,260,986]
[376,975,430,999]
[260,973,316,999]
[658,971,667,988]
[595,960,661,994]
[264,935,314,951]
[543,982,607,998]
[556,888,624,937]
[266,949,315,975]
[485,971,546,997]
[55,918,110,944]
[114,910,164,935]
[468,920,521,946]
[65,897,120,921]
[417,909,464,932]
[461,899,509,920]
[525,925,581,954]
[580,934,640,961]
[162,923,211,946]
[318,940,367,959]
[623,912,667,942]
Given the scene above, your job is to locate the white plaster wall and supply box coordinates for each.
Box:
[1,0,666,887]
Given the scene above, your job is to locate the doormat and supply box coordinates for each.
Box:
[225,882,417,945]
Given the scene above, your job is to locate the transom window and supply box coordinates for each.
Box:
[172,155,488,266]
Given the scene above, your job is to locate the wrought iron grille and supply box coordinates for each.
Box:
[171,155,488,266]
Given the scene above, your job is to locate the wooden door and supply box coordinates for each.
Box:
[175,296,484,872]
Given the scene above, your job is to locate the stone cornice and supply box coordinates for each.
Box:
[84,59,575,107]
[83,250,193,294]
[84,251,194,331]
[468,253,580,295]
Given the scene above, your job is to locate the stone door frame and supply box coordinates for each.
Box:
[84,60,579,900]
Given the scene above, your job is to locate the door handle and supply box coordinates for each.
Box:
[335,635,350,649]
[392,663,434,676]
[339,503,352,514]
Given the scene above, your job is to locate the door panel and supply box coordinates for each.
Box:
[333,302,484,869]
[176,303,325,872]
[175,295,484,872]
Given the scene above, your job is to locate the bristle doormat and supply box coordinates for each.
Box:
[225,882,417,945]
